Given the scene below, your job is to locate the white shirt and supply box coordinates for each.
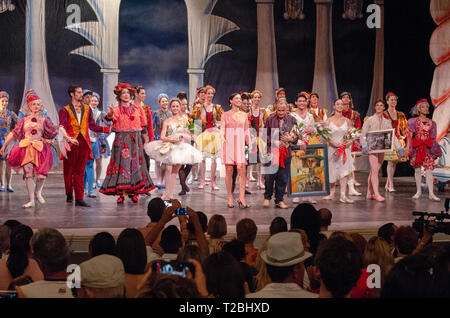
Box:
[20,280,74,298]
[291,111,316,144]
[246,283,318,298]
[76,110,82,124]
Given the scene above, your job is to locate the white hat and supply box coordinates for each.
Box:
[260,232,312,267]
[80,254,125,288]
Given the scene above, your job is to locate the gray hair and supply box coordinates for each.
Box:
[31,228,70,273]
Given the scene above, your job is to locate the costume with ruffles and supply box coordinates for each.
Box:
[191,104,223,159]
[407,117,442,170]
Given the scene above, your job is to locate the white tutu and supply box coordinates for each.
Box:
[144,140,203,165]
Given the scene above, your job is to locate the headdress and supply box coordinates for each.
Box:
[299,91,310,100]
[385,92,398,101]
[340,91,354,108]
[0,91,9,100]
[113,83,136,96]
[158,93,169,103]
[82,89,93,97]
[251,90,263,98]
[204,85,216,94]
[92,92,101,101]
[25,89,39,104]
[410,99,429,116]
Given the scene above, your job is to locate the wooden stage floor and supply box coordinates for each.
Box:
[0,172,448,238]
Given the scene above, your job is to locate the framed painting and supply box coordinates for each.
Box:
[353,128,395,155]
[288,144,330,197]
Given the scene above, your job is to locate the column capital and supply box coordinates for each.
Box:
[255,0,274,4]
[100,68,120,74]
[314,0,333,4]
[187,68,205,74]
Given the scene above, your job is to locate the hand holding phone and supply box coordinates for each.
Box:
[176,208,187,215]
[152,260,195,278]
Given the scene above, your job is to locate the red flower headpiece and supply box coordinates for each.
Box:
[385,92,398,101]
[251,90,263,98]
[113,82,136,96]
[25,89,39,104]
[415,99,428,106]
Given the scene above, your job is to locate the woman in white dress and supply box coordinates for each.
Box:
[145,98,203,200]
[361,100,393,202]
[324,99,355,203]
[290,92,317,204]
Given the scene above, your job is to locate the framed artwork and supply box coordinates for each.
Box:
[353,128,395,155]
[288,144,330,197]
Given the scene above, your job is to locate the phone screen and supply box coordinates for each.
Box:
[0,291,18,299]
[176,208,187,215]
[164,200,172,207]
[152,261,194,278]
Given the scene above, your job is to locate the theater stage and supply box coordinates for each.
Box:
[0,172,449,250]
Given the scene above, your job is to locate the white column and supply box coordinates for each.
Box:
[187,68,205,105]
[254,0,279,108]
[21,0,57,123]
[312,0,338,112]
[368,0,384,116]
[100,68,120,109]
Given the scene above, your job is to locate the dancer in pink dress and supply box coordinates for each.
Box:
[221,93,250,208]
[0,90,76,208]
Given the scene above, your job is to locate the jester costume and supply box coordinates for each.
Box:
[383,110,408,162]
[191,103,224,159]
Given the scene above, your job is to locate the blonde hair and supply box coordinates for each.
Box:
[22,99,45,117]
[255,238,271,292]
[363,236,394,284]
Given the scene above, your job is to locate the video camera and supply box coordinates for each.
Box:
[412,198,450,237]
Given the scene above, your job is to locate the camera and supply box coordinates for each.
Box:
[176,208,187,215]
[412,198,450,237]
[151,260,195,278]
[0,291,18,299]
[163,200,172,208]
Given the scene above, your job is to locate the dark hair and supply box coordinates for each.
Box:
[137,273,201,298]
[115,88,134,102]
[222,239,246,262]
[315,237,362,298]
[381,254,450,298]
[290,203,321,255]
[378,223,396,245]
[7,225,33,278]
[236,218,257,244]
[3,220,21,231]
[339,92,352,99]
[228,93,240,106]
[177,91,188,101]
[176,245,206,264]
[89,232,116,258]
[202,251,245,298]
[68,84,82,97]
[295,93,308,101]
[374,99,385,106]
[147,198,165,222]
[31,228,70,273]
[187,211,207,235]
[115,228,147,275]
[269,217,288,236]
[350,233,367,261]
[135,85,145,94]
[394,226,418,255]
[0,225,11,256]
[310,92,319,99]
[266,264,295,283]
[160,225,182,254]
[241,92,251,101]
[318,208,332,228]
[8,274,33,291]
[207,215,227,239]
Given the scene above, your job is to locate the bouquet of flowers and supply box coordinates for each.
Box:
[335,128,361,162]
[186,119,196,134]
[314,123,332,140]
[290,123,307,145]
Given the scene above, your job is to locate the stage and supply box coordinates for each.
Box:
[0,172,449,251]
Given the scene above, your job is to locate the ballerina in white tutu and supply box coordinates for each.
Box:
[145,98,203,200]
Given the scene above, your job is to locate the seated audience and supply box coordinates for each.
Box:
[394,226,419,262]
[139,197,165,254]
[186,211,208,244]
[378,222,398,257]
[203,251,247,298]
[315,237,361,298]
[290,203,322,255]
[8,274,33,291]
[247,232,317,298]
[0,224,43,289]
[236,218,258,268]
[136,273,202,298]
[0,225,11,260]
[88,232,116,258]
[76,254,125,298]
[160,225,183,261]
[318,208,332,238]
[19,228,72,298]
[176,244,206,265]
[207,215,227,254]
[115,228,148,298]
[269,217,288,236]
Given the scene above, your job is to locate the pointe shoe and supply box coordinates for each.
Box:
[354,180,361,186]
[263,199,270,207]
[250,175,256,182]
[187,176,193,185]
[366,193,375,200]
[429,194,440,202]
[374,195,385,202]
[198,182,205,189]
[323,195,334,200]
[303,197,317,204]
[340,196,354,204]
[211,181,219,191]
[412,192,421,200]
[385,182,395,192]
[348,184,362,196]
[35,193,46,204]
[23,201,35,208]
[275,202,288,209]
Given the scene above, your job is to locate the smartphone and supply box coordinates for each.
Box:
[176,208,187,215]
[152,260,195,278]
[163,200,172,208]
[0,291,18,299]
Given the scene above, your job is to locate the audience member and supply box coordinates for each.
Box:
[136,273,202,298]
[394,226,419,262]
[207,215,227,254]
[176,245,206,264]
[115,228,148,298]
[316,237,361,298]
[350,233,367,258]
[289,229,312,291]
[223,239,257,293]
[318,208,332,238]
[187,211,207,239]
[269,217,287,236]
[3,220,21,231]
[247,232,317,298]
[139,197,165,254]
[381,254,450,298]
[8,274,33,291]
[0,225,11,259]
[377,222,398,248]
[363,236,394,298]
[160,225,182,261]
[236,218,258,268]
[0,224,43,289]
[76,254,125,298]
[290,203,321,255]
[20,228,72,298]
[203,251,247,298]
[88,232,116,258]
